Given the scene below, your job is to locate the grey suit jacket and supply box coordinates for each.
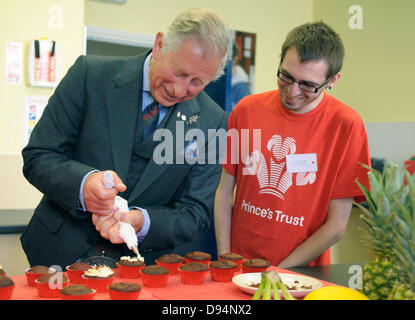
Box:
[21,52,228,267]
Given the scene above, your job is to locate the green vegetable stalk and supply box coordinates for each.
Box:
[252,271,296,300]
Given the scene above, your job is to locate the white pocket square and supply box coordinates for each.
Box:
[181,140,199,159]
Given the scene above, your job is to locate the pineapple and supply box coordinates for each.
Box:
[387,170,415,300]
[355,163,406,300]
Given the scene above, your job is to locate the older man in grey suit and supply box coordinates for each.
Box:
[21,8,231,267]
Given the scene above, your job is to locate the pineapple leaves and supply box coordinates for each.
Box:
[405,171,415,196]
[355,180,377,212]
[393,195,412,225]
[384,163,404,195]
[377,193,392,218]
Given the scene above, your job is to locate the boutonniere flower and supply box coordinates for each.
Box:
[186,115,199,125]
[177,112,199,126]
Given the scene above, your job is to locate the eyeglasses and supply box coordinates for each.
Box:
[277,68,330,93]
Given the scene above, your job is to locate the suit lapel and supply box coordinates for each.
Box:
[127,98,201,203]
[106,54,147,182]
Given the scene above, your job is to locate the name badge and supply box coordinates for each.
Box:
[286,153,317,173]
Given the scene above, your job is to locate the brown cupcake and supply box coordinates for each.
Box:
[117,257,145,267]
[209,260,238,269]
[242,258,270,268]
[179,262,209,272]
[109,282,141,300]
[156,253,184,264]
[241,258,270,274]
[67,262,91,271]
[209,260,238,282]
[109,282,141,292]
[35,272,69,298]
[141,265,169,275]
[0,276,14,288]
[25,265,56,287]
[60,284,96,300]
[155,254,184,275]
[28,265,51,274]
[140,265,170,288]
[218,252,244,271]
[184,251,212,261]
[184,251,212,265]
[66,262,91,284]
[36,272,68,283]
[60,284,94,296]
[178,262,209,285]
[218,252,243,261]
[0,276,14,300]
[81,265,114,293]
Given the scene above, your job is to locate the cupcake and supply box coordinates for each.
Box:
[155,254,184,275]
[81,265,114,293]
[140,265,170,288]
[117,256,145,279]
[184,251,212,265]
[34,272,69,298]
[65,262,91,284]
[241,258,270,273]
[108,282,141,300]
[178,262,209,285]
[218,252,244,271]
[25,265,56,287]
[209,260,238,282]
[60,284,96,300]
[0,276,14,300]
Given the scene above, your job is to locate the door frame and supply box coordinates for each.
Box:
[83,25,155,55]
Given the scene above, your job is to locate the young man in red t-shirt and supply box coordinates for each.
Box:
[215,22,371,267]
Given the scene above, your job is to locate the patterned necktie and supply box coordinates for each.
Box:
[142,100,159,139]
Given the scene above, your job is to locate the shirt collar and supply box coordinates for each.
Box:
[143,52,152,93]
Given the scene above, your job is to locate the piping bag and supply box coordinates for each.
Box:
[103,172,144,262]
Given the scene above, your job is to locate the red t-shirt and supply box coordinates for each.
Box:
[222,90,370,266]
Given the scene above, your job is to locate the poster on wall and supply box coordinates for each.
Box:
[28,39,58,88]
[24,96,48,146]
[230,30,256,111]
[5,42,23,84]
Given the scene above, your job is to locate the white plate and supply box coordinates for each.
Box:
[232,272,323,299]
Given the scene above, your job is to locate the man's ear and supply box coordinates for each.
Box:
[328,72,341,89]
[152,32,164,59]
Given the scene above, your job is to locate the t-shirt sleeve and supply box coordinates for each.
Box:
[331,116,371,203]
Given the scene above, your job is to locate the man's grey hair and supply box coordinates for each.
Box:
[161,8,231,80]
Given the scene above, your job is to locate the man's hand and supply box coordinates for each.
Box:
[91,210,144,244]
[83,170,126,216]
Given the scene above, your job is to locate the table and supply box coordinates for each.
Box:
[8,265,341,300]
[287,263,365,288]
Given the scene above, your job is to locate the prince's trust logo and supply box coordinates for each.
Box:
[244,134,316,199]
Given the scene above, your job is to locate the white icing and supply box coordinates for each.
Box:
[84,265,114,278]
[120,256,140,263]
[118,222,145,262]
[118,222,138,248]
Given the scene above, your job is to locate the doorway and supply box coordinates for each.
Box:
[84,25,154,56]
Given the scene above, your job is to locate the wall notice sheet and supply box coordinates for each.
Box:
[6,42,23,84]
[24,96,48,146]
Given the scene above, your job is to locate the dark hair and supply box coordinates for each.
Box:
[280,21,345,79]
